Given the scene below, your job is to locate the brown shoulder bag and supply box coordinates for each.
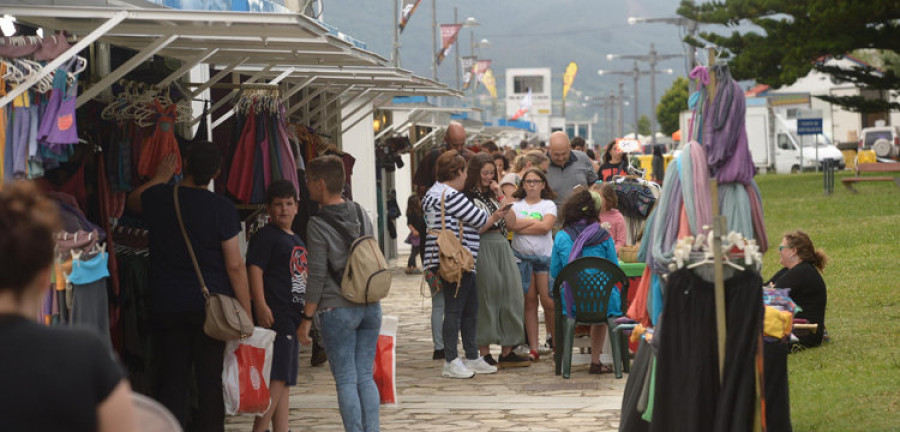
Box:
[174,185,253,341]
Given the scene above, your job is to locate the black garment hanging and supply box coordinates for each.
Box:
[764,342,792,432]
[650,268,763,432]
[619,338,654,432]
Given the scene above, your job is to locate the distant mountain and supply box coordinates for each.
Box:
[321,0,693,138]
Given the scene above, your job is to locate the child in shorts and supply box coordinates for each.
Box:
[247,180,308,432]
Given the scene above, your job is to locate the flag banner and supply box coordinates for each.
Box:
[481,69,497,98]
[563,62,578,100]
[461,56,477,90]
[510,88,532,120]
[436,24,462,65]
[399,0,423,33]
[473,59,491,91]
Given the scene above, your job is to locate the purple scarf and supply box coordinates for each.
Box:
[702,69,755,185]
[561,221,611,318]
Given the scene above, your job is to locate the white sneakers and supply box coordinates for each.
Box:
[464,356,499,374]
[442,356,498,378]
[442,358,475,379]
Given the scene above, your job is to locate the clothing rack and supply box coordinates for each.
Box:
[707,47,728,384]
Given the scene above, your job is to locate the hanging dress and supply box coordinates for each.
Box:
[137,100,182,179]
[227,103,257,203]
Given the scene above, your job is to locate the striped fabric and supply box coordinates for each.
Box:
[423,182,488,271]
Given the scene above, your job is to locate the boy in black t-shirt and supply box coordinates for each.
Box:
[247,180,308,432]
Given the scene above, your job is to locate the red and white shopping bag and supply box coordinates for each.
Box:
[373,315,398,405]
[223,327,276,415]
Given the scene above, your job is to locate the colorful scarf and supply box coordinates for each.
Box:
[561,220,612,318]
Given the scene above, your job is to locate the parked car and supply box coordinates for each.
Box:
[858,124,900,160]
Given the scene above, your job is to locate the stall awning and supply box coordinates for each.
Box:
[0,5,459,110]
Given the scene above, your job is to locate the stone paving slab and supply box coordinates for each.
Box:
[226,260,625,431]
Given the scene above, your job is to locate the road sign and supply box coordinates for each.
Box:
[797,108,823,119]
[797,118,823,135]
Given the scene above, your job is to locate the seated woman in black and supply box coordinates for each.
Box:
[597,139,629,181]
[766,230,828,348]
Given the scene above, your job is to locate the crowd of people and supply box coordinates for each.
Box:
[413,123,635,378]
[0,120,831,432]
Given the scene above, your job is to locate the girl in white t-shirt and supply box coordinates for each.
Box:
[508,168,558,360]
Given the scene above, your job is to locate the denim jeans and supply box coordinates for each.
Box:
[431,293,444,350]
[319,304,382,432]
[441,272,478,362]
[514,251,552,295]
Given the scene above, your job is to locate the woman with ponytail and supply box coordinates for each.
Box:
[767,230,829,348]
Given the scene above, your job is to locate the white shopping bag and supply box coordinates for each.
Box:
[223,327,276,415]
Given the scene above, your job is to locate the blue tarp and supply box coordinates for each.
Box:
[497,118,536,132]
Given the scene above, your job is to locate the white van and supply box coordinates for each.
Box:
[773,116,845,173]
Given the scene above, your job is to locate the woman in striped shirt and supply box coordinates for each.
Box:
[423,151,512,379]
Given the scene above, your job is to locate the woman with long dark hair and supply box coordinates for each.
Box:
[598,140,629,181]
[463,154,531,368]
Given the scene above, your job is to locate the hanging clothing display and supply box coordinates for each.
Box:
[647,269,763,432]
[137,100,182,179]
[2,48,86,180]
[623,62,772,432]
[226,92,299,204]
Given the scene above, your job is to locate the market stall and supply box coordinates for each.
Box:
[1,4,458,396]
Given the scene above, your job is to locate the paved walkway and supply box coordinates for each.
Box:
[226,259,625,431]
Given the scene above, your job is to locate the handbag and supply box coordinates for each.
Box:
[174,185,253,341]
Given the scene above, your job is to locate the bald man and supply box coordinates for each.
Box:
[413,122,476,197]
[545,131,598,206]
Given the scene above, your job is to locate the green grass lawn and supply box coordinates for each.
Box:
[755,171,900,431]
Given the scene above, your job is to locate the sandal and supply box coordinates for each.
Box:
[589,362,613,374]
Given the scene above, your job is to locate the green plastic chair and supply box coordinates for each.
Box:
[553,257,630,379]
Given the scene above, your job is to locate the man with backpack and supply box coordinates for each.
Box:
[298,155,384,432]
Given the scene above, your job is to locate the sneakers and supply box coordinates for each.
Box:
[537,344,553,356]
[464,356,499,374]
[482,354,498,366]
[432,349,445,360]
[498,352,532,368]
[442,358,475,379]
[530,348,540,361]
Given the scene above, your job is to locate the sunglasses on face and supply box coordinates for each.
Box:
[523,179,543,185]
[778,245,790,251]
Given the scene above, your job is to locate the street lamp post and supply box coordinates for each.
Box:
[392,0,400,67]
[627,14,700,73]
[431,0,437,81]
[597,62,654,137]
[606,43,680,145]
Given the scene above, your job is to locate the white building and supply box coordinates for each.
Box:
[505,68,552,140]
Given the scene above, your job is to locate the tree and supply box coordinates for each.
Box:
[678,0,900,113]
[637,115,651,136]
[657,76,690,136]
